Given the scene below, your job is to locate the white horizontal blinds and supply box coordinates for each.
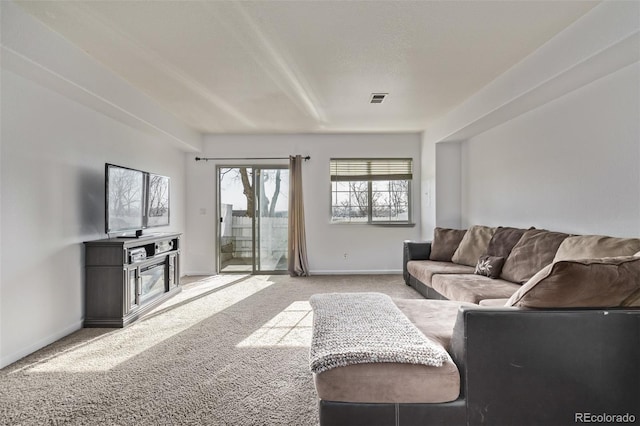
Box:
[330,158,413,182]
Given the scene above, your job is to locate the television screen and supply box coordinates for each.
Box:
[147,173,170,227]
[105,164,146,234]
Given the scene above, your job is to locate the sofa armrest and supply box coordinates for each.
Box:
[403,240,431,285]
[450,307,640,425]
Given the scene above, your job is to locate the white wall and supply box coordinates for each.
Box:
[461,63,639,236]
[423,1,639,238]
[0,69,187,369]
[419,136,436,241]
[185,134,421,275]
[0,4,189,368]
[435,142,462,229]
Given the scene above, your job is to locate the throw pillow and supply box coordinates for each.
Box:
[485,226,530,258]
[506,256,640,308]
[474,255,505,279]
[451,225,495,267]
[500,229,569,284]
[554,235,640,262]
[429,227,467,261]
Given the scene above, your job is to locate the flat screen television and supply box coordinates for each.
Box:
[105,164,170,236]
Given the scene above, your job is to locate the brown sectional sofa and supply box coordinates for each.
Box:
[313,226,640,426]
[404,225,640,305]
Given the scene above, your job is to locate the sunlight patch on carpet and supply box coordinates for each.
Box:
[237,301,312,348]
[19,276,275,374]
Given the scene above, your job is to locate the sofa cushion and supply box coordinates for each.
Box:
[474,255,505,279]
[486,226,529,258]
[624,290,640,306]
[406,260,475,287]
[431,274,521,304]
[451,225,495,266]
[429,227,467,261]
[553,235,640,262]
[506,256,640,308]
[313,360,461,404]
[394,299,475,349]
[500,229,569,284]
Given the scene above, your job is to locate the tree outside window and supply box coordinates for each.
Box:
[330,159,412,223]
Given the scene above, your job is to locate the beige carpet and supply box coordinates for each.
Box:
[0,274,422,425]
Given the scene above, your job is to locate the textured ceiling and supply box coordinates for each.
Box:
[17,1,599,134]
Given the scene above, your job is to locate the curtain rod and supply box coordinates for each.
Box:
[195,156,310,162]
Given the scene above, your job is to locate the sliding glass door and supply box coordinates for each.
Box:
[255,168,289,272]
[218,166,289,274]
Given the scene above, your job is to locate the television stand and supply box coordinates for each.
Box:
[84,233,181,327]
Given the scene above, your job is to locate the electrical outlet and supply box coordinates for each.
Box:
[343,253,348,261]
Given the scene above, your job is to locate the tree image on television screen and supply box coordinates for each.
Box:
[148,174,170,226]
[109,167,144,230]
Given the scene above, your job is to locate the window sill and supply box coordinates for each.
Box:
[330,222,416,228]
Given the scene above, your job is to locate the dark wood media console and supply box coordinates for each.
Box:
[84,233,181,327]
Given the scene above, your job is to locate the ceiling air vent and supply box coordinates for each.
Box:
[370,93,388,104]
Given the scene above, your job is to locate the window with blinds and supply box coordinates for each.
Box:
[330,158,412,223]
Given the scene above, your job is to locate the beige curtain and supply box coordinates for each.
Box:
[288,155,310,276]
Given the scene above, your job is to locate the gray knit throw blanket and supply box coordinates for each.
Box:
[309,292,449,374]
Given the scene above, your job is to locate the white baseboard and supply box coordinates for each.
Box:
[0,320,83,369]
[309,269,402,275]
